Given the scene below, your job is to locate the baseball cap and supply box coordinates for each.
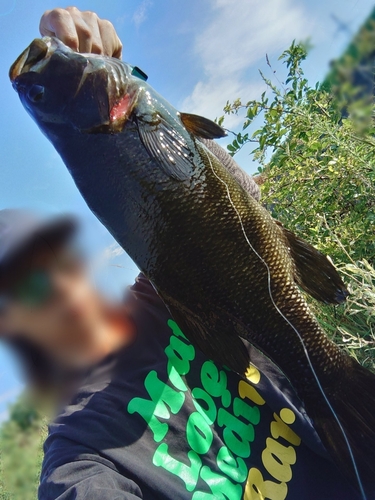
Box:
[0,209,78,291]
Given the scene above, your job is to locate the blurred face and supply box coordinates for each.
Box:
[0,239,102,366]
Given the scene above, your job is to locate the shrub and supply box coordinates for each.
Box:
[220,41,375,368]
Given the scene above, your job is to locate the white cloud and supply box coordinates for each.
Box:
[132,0,153,29]
[182,0,312,126]
[91,242,125,270]
[101,242,125,261]
[184,78,265,130]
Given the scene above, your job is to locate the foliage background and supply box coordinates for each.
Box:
[221,39,375,370]
[0,397,46,500]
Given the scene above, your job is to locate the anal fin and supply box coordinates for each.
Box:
[162,297,250,375]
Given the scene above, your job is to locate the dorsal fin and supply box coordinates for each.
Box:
[180,112,227,139]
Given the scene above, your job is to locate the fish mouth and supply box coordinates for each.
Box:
[9,37,61,83]
[10,37,139,133]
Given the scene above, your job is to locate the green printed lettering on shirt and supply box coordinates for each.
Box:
[167,363,188,392]
[192,387,217,425]
[165,334,196,378]
[233,397,260,426]
[218,408,254,458]
[167,319,189,341]
[186,411,214,455]
[201,361,231,408]
[153,442,202,492]
[127,370,185,442]
[192,465,243,500]
[217,446,248,483]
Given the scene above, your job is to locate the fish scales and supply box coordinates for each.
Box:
[185,144,345,388]
[9,37,375,495]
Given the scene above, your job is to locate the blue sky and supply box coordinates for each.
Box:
[0,0,374,416]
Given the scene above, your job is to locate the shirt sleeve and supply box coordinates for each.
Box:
[39,439,143,500]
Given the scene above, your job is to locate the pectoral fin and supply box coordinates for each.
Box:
[137,114,194,181]
[277,222,349,304]
[180,112,227,139]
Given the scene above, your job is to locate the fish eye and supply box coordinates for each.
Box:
[27,84,45,103]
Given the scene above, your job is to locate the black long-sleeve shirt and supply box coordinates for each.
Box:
[39,274,365,500]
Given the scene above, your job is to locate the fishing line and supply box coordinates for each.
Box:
[204,148,367,500]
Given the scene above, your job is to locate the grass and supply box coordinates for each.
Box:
[309,258,375,371]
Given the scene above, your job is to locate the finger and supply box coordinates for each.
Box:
[68,9,103,54]
[39,7,123,58]
[80,11,103,54]
[39,8,79,52]
[98,19,123,58]
[112,35,123,59]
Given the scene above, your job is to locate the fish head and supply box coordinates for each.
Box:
[9,37,139,135]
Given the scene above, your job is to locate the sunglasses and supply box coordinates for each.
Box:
[0,250,83,310]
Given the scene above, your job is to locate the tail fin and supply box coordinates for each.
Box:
[308,360,375,497]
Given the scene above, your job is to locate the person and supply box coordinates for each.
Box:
[0,7,370,500]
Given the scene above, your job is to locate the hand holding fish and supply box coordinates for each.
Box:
[39,6,122,58]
